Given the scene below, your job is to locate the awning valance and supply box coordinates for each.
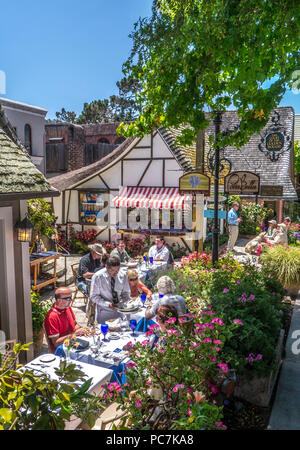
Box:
[113,187,192,210]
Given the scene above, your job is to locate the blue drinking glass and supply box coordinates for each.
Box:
[149,256,153,264]
[129,319,137,337]
[143,256,148,263]
[101,324,109,342]
[140,294,147,307]
[159,294,164,299]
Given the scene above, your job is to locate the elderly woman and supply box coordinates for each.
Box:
[127,269,152,300]
[145,275,187,320]
[266,223,288,246]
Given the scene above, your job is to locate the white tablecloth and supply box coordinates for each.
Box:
[24,354,113,429]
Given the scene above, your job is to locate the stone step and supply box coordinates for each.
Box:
[41,266,66,279]
[56,271,74,287]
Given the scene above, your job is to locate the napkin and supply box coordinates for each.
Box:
[105,318,121,330]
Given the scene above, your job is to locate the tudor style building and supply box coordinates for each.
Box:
[48,107,297,251]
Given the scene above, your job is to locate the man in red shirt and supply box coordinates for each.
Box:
[44,287,85,353]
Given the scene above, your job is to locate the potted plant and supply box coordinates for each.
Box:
[31,290,53,356]
[260,246,300,299]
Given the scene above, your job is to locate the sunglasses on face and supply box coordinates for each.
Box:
[129,278,138,282]
[109,262,120,267]
[60,296,72,302]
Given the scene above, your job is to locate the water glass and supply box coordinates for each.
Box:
[159,294,164,299]
[149,256,153,264]
[129,319,137,337]
[140,294,147,307]
[101,324,109,342]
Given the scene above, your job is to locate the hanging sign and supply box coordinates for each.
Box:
[266,132,284,152]
[179,171,210,195]
[260,185,283,197]
[204,209,227,219]
[224,171,260,195]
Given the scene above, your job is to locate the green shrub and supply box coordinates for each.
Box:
[260,246,300,287]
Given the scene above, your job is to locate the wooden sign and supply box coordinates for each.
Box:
[179,171,210,195]
[260,185,283,197]
[266,132,284,152]
[224,171,260,195]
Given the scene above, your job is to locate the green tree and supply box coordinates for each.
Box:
[54,108,77,123]
[118,0,299,148]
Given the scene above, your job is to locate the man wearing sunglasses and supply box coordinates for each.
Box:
[90,255,131,323]
[44,287,85,353]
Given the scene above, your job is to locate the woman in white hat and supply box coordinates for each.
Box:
[266,219,277,239]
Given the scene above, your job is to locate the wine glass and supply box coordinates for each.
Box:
[159,293,164,299]
[140,294,147,307]
[149,256,153,264]
[101,324,109,342]
[129,319,137,337]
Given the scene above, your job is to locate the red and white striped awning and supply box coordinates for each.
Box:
[113,187,192,210]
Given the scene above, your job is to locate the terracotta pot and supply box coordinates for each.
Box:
[33,328,44,357]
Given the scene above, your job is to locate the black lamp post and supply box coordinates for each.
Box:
[212,111,222,265]
[15,215,34,242]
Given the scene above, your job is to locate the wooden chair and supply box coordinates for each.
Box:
[0,339,17,370]
[71,263,89,306]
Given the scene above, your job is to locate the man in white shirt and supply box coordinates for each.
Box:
[148,236,170,262]
[90,255,131,323]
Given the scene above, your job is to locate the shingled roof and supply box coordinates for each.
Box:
[0,106,59,199]
[160,107,297,200]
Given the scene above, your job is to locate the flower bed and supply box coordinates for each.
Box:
[103,308,239,430]
[168,253,288,379]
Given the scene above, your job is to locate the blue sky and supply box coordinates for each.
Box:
[0,0,299,119]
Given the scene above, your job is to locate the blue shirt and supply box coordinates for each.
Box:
[227,208,239,225]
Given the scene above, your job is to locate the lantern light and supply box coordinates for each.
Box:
[15,215,34,242]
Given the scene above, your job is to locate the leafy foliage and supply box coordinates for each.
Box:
[27,199,57,239]
[260,245,300,287]
[0,344,99,430]
[119,0,299,149]
[31,290,53,333]
[104,310,232,430]
[167,253,287,377]
[294,140,300,174]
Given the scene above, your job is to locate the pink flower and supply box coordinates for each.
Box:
[218,363,229,372]
[179,317,187,323]
[180,285,186,290]
[237,279,241,284]
[173,384,185,392]
[214,421,227,430]
[187,409,192,416]
[211,318,224,326]
[125,362,137,368]
[210,384,218,394]
[223,288,229,293]
[135,400,142,408]
[213,339,222,344]
[167,328,178,335]
[203,338,212,343]
[141,339,150,346]
[209,355,216,362]
[166,317,177,323]
[233,319,244,326]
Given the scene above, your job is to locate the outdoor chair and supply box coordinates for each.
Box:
[43,323,53,353]
[0,339,17,370]
[71,263,89,306]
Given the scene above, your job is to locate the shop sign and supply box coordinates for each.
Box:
[179,171,210,195]
[265,132,284,152]
[260,185,283,197]
[224,171,260,195]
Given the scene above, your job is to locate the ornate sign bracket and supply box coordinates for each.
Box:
[258,110,291,162]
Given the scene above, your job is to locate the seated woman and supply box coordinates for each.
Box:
[145,276,187,321]
[127,269,152,300]
[265,223,288,246]
[155,304,179,332]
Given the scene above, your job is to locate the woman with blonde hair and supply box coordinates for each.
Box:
[127,269,152,300]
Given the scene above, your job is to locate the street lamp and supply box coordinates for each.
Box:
[212,111,222,265]
[15,215,34,242]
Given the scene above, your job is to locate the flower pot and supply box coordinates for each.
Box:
[33,328,44,357]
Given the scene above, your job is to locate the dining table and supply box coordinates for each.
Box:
[23,353,113,430]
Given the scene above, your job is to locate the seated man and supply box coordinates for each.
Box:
[145,275,186,320]
[90,255,131,323]
[44,287,85,354]
[110,238,131,264]
[266,223,288,246]
[265,219,277,239]
[148,236,170,262]
[77,243,106,295]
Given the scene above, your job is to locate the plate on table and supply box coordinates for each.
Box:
[117,305,140,313]
[108,332,120,340]
[126,261,138,268]
[74,338,89,351]
[39,354,56,363]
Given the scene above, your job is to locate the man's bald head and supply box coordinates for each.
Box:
[55,286,72,300]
